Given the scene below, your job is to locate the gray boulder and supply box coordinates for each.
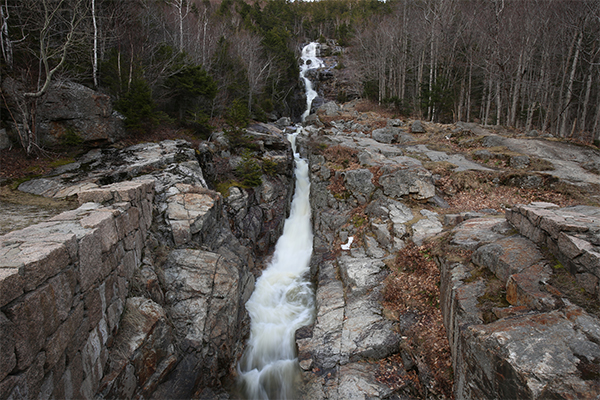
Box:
[378,165,435,200]
[318,101,340,116]
[411,120,426,133]
[482,135,505,147]
[344,169,375,203]
[371,127,400,144]
[39,81,125,143]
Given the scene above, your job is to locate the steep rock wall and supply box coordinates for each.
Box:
[0,180,154,399]
[438,207,600,399]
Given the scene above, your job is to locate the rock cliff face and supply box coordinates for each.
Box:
[0,123,295,399]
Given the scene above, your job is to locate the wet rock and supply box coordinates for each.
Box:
[275,117,292,129]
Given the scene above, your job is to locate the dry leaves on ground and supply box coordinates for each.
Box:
[379,243,454,399]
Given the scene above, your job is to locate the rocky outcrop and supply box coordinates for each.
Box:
[220,124,295,256]
[2,78,125,145]
[438,206,600,399]
[0,180,154,400]
[507,203,600,296]
[297,100,600,399]
[296,107,453,399]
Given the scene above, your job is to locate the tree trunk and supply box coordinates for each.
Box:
[560,31,583,137]
[496,80,501,125]
[509,49,524,127]
[417,48,425,117]
[0,0,12,69]
[92,0,98,87]
[428,20,435,121]
[580,63,593,135]
[466,59,472,122]
[484,77,492,125]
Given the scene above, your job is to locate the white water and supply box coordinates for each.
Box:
[237,43,321,400]
[300,42,324,122]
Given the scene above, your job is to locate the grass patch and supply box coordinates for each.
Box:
[48,157,76,168]
[215,180,240,197]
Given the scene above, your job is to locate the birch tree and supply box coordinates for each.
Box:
[7,0,87,155]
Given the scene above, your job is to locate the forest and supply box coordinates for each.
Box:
[1,0,600,154]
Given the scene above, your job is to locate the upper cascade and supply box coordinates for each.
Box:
[300,42,325,122]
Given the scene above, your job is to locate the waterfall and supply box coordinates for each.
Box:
[301,42,325,122]
[236,43,321,400]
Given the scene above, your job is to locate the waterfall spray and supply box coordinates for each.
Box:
[237,43,322,400]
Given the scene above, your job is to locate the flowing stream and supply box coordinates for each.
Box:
[236,43,321,399]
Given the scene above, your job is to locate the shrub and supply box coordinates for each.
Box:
[115,77,159,133]
[236,150,262,187]
[227,98,251,128]
[262,158,278,176]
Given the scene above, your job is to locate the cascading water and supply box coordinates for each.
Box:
[236,43,322,399]
[301,42,325,122]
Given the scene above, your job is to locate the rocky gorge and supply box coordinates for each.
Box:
[2,43,600,400]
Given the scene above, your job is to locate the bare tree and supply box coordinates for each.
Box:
[6,0,87,155]
[233,30,272,112]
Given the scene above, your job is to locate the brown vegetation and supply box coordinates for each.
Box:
[380,243,454,398]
